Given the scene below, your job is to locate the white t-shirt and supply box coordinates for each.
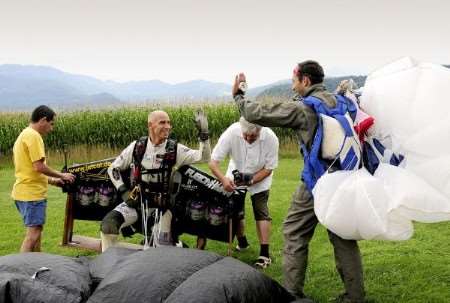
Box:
[211,122,279,194]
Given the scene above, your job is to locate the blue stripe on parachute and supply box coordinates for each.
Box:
[362,138,405,175]
[362,141,381,175]
[341,147,359,170]
[372,138,385,155]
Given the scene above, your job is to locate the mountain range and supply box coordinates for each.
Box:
[4,64,447,111]
[0,65,238,111]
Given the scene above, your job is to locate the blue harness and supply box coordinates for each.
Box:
[300,94,359,192]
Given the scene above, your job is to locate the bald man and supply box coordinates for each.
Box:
[101,110,210,251]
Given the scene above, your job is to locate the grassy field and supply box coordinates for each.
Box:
[1,158,449,302]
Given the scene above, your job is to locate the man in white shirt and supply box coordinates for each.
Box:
[199,117,279,268]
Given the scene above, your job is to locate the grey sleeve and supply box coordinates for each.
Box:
[264,132,279,170]
[234,94,314,130]
[107,141,135,191]
[175,140,211,167]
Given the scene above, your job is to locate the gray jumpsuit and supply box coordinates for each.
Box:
[108,139,210,226]
[234,84,365,302]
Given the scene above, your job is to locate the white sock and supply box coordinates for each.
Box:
[156,210,173,246]
[100,232,118,252]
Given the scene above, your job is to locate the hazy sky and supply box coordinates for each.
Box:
[1,0,449,86]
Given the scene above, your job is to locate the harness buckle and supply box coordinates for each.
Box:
[129,185,141,201]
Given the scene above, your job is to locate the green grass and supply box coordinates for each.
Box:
[1,159,449,303]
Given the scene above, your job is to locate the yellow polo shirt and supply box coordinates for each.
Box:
[11,127,48,201]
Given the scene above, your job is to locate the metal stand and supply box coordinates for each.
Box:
[227,217,233,256]
[61,193,101,251]
[61,193,142,252]
[62,193,74,246]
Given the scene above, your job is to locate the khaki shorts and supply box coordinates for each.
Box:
[250,190,271,221]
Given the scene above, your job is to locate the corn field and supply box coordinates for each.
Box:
[0,102,297,156]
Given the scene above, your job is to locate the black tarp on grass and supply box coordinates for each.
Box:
[0,248,296,303]
[0,253,91,303]
[87,247,224,303]
[165,257,294,303]
[88,247,294,303]
[88,247,138,288]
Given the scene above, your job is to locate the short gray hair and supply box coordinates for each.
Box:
[239,117,262,134]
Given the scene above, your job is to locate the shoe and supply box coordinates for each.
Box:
[254,256,272,269]
[235,244,250,252]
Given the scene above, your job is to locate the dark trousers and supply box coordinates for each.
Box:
[282,183,365,302]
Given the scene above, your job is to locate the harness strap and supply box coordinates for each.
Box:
[131,136,148,187]
[300,94,359,192]
[131,137,178,209]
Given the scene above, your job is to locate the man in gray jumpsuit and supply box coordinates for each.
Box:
[232,60,365,303]
[101,110,210,251]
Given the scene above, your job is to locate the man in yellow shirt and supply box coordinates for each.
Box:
[11,105,75,252]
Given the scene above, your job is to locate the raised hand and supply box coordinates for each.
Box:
[232,73,248,97]
[194,109,209,141]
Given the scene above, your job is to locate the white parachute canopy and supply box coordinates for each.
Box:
[314,57,450,240]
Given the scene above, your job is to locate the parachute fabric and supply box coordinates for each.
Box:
[314,57,450,240]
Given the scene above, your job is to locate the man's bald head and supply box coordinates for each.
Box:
[148,110,169,124]
[148,110,171,145]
